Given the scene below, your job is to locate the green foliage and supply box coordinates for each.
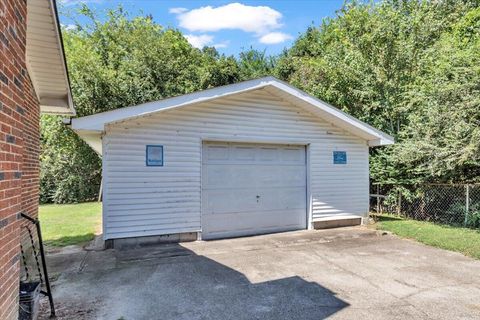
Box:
[447,202,480,228]
[467,209,480,228]
[43,1,480,203]
[376,214,480,259]
[40,116,101,203]
[40,6,246,203]
[277,0,479,184]
[65,6,241,117]
[238,48,277,79]
[396,7,480,182]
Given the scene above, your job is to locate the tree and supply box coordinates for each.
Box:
[43,1,480,202]
[40,116,101,203]
[276,0,478,184]
[238,48,277,79]
[40,6,242,203]
[393,7,480,182]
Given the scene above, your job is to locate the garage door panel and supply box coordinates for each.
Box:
[202,142,307,240]
[256,166,304,186]
[281,147,305,162]
[258,147,278,160]
[203,209,306,239]
[278,188,307,208]
[232,146,255,160]
[205,186,306,215]
[205,189,259,214]
[206,145,229,160]
[205,165,264,188]
[273,166,306,185]
[206,164,306,188]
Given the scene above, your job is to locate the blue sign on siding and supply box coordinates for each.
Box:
[333,151,347,164]
[146,145,164,166]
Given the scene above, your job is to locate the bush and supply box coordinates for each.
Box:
[447,202,480,228]
[40,115,101,204]
[466,204,480,228]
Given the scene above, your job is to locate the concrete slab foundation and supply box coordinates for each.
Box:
[313,215,362,229]
[105,232,198,250]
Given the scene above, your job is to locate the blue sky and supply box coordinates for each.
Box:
[59,1,346,56]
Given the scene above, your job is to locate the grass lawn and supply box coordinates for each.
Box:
[374,214,480,260]
[39,202,102,247]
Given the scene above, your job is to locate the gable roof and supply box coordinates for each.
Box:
[72,76,393,153]
[27,0,75,115]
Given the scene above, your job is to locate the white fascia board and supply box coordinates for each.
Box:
[48,0,75,116]
[368,138,394,147]
[71,76,394,146]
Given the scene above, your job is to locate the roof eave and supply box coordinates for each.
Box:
[71,76,394,147]
[72,78,275,131]
[368,137,395,147]
[266,80,395,147]
[27,0,75,116]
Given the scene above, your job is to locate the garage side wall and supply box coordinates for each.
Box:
[102,90,369,239]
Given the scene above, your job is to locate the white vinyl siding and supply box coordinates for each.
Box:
[102,89,369,239]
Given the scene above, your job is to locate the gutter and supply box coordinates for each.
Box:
[50,0,76,116]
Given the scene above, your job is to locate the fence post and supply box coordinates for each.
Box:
[397,191,402,216]
[464,184,470,226]
[376,184,380,214]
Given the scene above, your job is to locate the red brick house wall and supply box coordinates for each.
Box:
[0,0,41,319]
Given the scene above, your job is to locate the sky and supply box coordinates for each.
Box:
[59,0,346,56]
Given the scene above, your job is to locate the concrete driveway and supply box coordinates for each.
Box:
[40,227,480,319]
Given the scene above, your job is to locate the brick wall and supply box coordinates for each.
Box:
[0,0,41,319]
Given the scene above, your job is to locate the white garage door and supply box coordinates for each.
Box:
[202,142,307,240]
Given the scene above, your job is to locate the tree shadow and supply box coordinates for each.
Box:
[112,242,350,319]
[375,215,403,222]
[44,233,95,247]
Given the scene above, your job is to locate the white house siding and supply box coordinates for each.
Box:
[102,89,369,239]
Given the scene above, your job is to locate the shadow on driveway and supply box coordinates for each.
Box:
[42,239,349,319]
[115,244,348,319]
[40,228,480,320]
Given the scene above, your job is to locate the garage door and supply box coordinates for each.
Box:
[202,142,307,240]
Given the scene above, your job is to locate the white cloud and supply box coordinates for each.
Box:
[62,24,78,31]
[258,32,293,44]
[184,34,214,49]
[175,3,282,35]
[214,42,229,49]
[169,7,188,14]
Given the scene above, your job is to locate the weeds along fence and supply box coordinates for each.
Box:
[370,183,480,228]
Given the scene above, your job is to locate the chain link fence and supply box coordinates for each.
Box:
[370,183,480,228]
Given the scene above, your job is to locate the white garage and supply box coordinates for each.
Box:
[71,77,393,245]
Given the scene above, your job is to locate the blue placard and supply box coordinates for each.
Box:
[333,151,347,164]
[146,145,164,166]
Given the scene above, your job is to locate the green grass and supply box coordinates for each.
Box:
[375,214,480,260]
[39,202,102,247]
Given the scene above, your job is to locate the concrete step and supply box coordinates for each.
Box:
[313,215,363,229]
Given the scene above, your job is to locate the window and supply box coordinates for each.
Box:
[146,145,164,166]
[333,151,347,164]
